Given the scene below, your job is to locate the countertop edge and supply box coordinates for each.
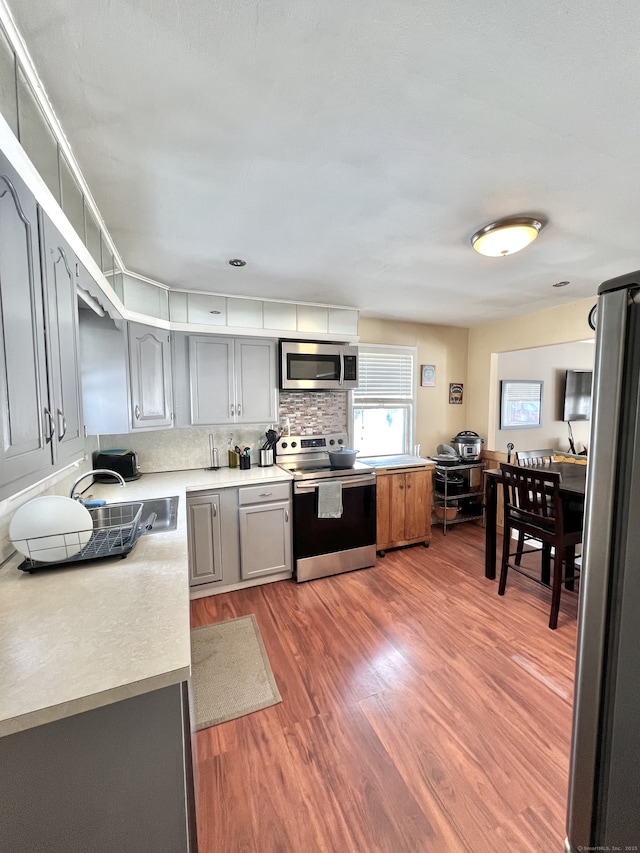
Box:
[0,664,192,739]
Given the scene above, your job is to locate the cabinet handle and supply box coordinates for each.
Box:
[134,404,141,420]
[230,404,235,417]
[57,408,67,440]
[237,404,241,416]
[285,510,289,522]
[259,492,272,496]
[44,407,55,443]
[212,504,217,517]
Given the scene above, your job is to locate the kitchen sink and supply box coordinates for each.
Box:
[17,496,179,573]
[91,496,179,534]
[136,496,179,533]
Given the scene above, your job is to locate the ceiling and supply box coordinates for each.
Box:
[7,0,640,327]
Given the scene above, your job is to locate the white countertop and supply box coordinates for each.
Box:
[0,465,292,738]
[360,454,435,470]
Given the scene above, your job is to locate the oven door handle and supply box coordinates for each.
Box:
[294,474,376,493]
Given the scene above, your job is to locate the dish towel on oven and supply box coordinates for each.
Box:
[317,480,343,518]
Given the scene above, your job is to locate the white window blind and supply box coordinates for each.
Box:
[354,349,414,402]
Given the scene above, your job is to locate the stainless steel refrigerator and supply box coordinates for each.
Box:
[566,271,640,851]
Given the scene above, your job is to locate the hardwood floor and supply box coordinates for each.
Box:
[190,523,578,853]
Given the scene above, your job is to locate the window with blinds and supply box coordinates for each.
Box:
[352,346,415,455]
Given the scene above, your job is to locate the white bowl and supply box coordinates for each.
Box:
[9,496,93,563]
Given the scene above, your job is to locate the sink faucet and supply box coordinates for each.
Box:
[70,469,126,501]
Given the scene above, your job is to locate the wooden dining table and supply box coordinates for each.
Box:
[483,461,588,580]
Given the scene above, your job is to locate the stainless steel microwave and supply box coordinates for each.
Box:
[279,341,359,390]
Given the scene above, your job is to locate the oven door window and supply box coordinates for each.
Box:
[293,484,376,558]
[287,353,341,382]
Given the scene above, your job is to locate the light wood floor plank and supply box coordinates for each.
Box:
[190,523,577,852]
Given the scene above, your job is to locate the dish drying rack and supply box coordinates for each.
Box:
[18,502,155,573]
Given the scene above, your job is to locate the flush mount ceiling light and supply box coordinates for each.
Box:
[470,216,543,257]
[228,258,246,267]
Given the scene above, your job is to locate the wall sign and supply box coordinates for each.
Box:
[421,364,436,387]
[449,383,463,404]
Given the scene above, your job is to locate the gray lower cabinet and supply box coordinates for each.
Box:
[187,493,223,585]
[0,683,197,853]
[238,482,292,580]
[187,481,292,589]
[128,322,173,430]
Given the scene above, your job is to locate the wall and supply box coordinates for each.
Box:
[98,425,276,473]
[359,318,469,456]
[467,296,596,450]
[496,341,595,454]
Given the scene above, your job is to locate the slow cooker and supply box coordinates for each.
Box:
[450,430,484,461]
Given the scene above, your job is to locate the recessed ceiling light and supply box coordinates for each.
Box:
[228,258,246,267]
[553,280,570,288]
[471,216,543,257]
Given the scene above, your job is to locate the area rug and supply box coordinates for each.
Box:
[190,614,282,730]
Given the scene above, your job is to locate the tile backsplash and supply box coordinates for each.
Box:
[100,393,349,473]
[278,391,347,435]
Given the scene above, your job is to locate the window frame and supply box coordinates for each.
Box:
[349,343,417,454]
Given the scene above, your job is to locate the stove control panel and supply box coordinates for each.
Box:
[278,433,348,458]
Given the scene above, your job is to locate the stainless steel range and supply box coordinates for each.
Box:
[277,433,377,582]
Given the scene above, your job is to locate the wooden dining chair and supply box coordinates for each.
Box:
[515,449,554,467]
[498,462,583,629]
[512,449,555,571]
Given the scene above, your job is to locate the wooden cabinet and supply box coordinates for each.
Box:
[0,152,84,499]
[238,482,292,580]
[187,335,276,425]
[187,493,223,586]
[128,322,173,430]
[376,466,432,554]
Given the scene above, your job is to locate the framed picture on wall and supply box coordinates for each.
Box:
[500,380,544,429]
[421,364,436,386]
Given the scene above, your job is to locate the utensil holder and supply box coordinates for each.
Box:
[259,449,274,467]
[239,455,251,470]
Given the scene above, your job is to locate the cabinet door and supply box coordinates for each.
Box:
[0,153,51,492]
[234,339,276,424]
[39,212,84,464]
[188,336,234,424]
[388,473,408,543]
[187,496,223,585]
[404,469,432,540]
[239,502,291,579]
[128,323,173,430]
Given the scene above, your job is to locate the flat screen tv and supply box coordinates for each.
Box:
[563,369,593,422]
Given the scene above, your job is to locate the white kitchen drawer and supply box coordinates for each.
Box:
[238,482,291,505]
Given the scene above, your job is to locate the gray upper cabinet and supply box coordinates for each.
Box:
[128,322,173,430]
[0,151,51,491]
[235,339,277,424]
[39,211,84,465]
[188,336,276,426]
